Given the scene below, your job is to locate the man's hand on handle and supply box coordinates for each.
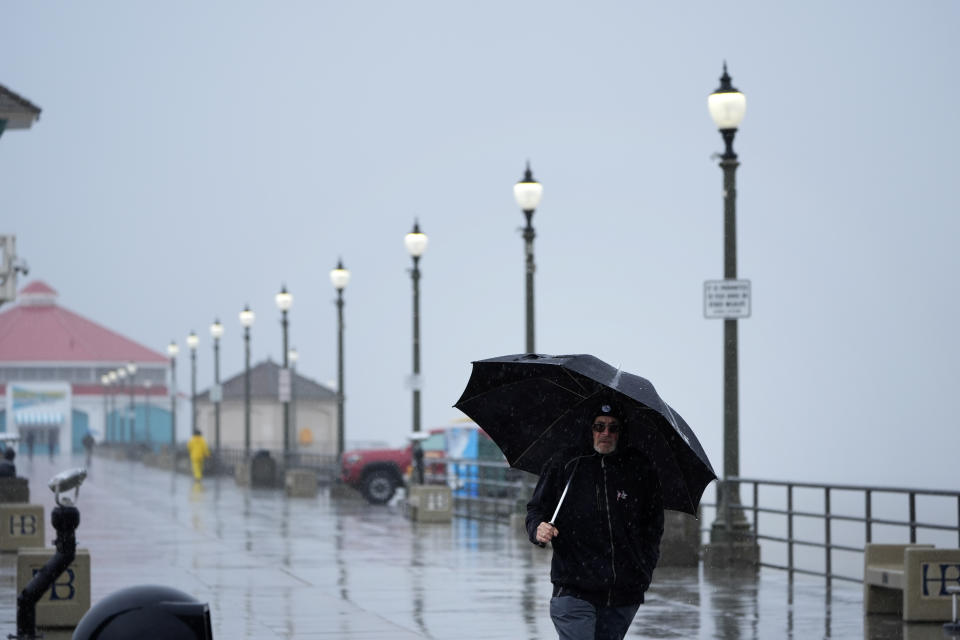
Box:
[536,522,559,545]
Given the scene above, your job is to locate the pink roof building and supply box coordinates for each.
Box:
[0,281,174,452]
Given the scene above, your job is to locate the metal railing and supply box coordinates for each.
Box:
[703,477,960,584]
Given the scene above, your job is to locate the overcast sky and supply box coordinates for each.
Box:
[2,2,957,490]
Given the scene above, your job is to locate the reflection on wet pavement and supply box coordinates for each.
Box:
[0,454,935,639]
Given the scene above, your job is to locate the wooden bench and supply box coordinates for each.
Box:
[864,543,960,621]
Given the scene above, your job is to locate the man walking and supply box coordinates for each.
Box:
[526,400,664,640]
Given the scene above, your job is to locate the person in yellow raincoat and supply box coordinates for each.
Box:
[187,429,211,480]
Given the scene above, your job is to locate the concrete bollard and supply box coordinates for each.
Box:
[285,469,318,497]
[405,485,453,523]
[0,504,45,552]
[16,548,91,629]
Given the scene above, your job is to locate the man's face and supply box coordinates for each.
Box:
[592,416,621,454]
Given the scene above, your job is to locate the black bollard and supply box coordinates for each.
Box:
[15,503,80,639]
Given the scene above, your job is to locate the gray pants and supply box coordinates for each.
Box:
[550,595,640,640]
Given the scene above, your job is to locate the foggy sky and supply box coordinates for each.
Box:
[2,1,958,490]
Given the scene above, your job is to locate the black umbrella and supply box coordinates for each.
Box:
[453,353,717,515]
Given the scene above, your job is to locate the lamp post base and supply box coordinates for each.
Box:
[703,520,760,569]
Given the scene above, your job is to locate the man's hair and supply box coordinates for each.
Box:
[3,448,15,461]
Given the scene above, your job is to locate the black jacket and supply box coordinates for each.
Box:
[526,444,664,607]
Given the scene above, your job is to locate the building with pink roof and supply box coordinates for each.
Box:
[0,281,172,455]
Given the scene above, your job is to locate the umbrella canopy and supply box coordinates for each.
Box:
[454,353,717,515]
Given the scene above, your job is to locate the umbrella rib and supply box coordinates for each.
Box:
[560,368,591,395]
[513,390,595,468]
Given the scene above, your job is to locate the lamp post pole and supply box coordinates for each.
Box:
[167,341,179,448]
[514,162,544,354]
[288,347,298,451]
[187,331,199,436]
[116,368,127,444]
[330,260,351,460]
[144,380,152,446]
[126,362,137,443]
[210,320,224,453]
[275,286,293,458]
[100,375,109,442]
[108,370,118,442]
[404,221,428,484]
[239,305,255,457]
[704,63,756,565]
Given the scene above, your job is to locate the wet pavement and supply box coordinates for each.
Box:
[0,453,944,639]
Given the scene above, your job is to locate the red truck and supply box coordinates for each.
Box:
[340,430,446,504]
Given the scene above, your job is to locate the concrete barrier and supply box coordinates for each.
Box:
[16,547,91,629]
[405,485,452,523]
[0,504,45,552]
[285,469,318,497]
[863,543,960,621]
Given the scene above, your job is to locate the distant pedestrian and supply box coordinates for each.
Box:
[0,448,16,477]
[82,432,95,468]
[187,429,211,481]
[25,431,34,460]
[47,429,56,461]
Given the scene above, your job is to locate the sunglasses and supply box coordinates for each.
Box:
[592,422,621,434]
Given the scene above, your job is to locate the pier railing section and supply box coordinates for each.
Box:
[702,478,960,584]
[120,440,960,584]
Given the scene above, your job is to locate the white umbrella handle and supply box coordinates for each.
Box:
[549,472,573,525]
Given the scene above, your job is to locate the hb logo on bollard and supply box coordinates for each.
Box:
[921,563,960,597]
[0,504,45,550]
[10,513,38,536]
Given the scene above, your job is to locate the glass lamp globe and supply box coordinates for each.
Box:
[708,63,746,130]
[513,162,543,212]
[275,286,293,312]
[239,305,256,328]
[330,260,351,290]
[404,221,429,257]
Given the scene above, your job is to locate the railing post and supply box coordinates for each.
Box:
[824,487,832,587]
[909,492,917,543]
[865,489,872,543]
[787,484,794,577]
[752,481,759,535]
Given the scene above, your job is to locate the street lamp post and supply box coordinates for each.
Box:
[404,221,428,484]
[167,341,179,447]
[126,361,137,443]
[288,347,298,450]
[330,259,350,460]
[116,367,127,443]
[275,286,293,458]
[186,331,199,436]
[100,374,110,442]
[143,380,152,446]
[704,62,756,564]
[107,370,118,442]
[514,162,543,355]
[210,319,224,453]
[239,305,255,457]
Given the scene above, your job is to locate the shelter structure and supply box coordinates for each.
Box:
[0,281,171,454]
[194,360,338,455]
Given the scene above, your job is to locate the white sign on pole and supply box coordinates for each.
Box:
[704,279,752,319]
[278,368,292,403]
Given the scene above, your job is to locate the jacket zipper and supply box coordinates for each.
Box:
[601,456,615,606]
